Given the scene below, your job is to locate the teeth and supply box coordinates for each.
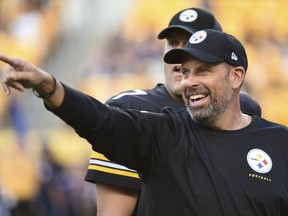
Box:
[190,94,205,100]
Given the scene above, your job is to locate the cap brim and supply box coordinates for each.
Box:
[164,48,224,64]
[158,25,196,39]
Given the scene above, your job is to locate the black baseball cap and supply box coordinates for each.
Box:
[164,29,248,71]
[158,8,222,39]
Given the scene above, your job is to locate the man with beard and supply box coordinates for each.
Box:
[85,8,260,216]
[3,29,285,216]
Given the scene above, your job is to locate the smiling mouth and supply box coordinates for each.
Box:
[189,94,206,102]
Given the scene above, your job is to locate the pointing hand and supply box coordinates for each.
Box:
[0,54,52,95]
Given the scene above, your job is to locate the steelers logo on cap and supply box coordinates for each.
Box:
[189,30,207,44]
[247,149,272,174]
[179,9,198,23]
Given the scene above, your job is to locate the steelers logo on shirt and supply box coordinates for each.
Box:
[247,149,272,174]
[179,9,198,22]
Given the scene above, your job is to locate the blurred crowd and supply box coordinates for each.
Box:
[0,0,96,215]
[1,0,288,215]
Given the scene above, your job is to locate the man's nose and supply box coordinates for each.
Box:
[182,74,200,87]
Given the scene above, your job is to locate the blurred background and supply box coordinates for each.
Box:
[0,0,288,215]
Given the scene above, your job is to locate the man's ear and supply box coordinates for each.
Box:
[231,66,245,89]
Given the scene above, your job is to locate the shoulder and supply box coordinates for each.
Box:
[253,116,288,134]
[106,84,178,111]
[107,84,166,101]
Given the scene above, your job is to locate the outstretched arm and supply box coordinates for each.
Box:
[0,54,64,108]
[0,54,178,174]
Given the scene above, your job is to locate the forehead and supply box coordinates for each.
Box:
[181,56,226,69]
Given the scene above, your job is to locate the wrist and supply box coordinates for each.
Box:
[32,76,58,99]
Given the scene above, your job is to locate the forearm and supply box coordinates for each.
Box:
[33,74,65,109]
[43,81,65,108]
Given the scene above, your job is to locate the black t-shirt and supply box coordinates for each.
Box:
[50,85,287,216]
[85,84,261,189]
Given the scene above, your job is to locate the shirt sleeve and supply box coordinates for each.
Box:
[85,151,141,190]
[45,84,181,175]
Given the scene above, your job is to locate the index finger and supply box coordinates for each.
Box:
[0,54,19,67]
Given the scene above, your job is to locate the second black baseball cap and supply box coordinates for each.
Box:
[164,29,248,71]
[158,8,222,39]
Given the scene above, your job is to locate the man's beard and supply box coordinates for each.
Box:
[184,80,234,126]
